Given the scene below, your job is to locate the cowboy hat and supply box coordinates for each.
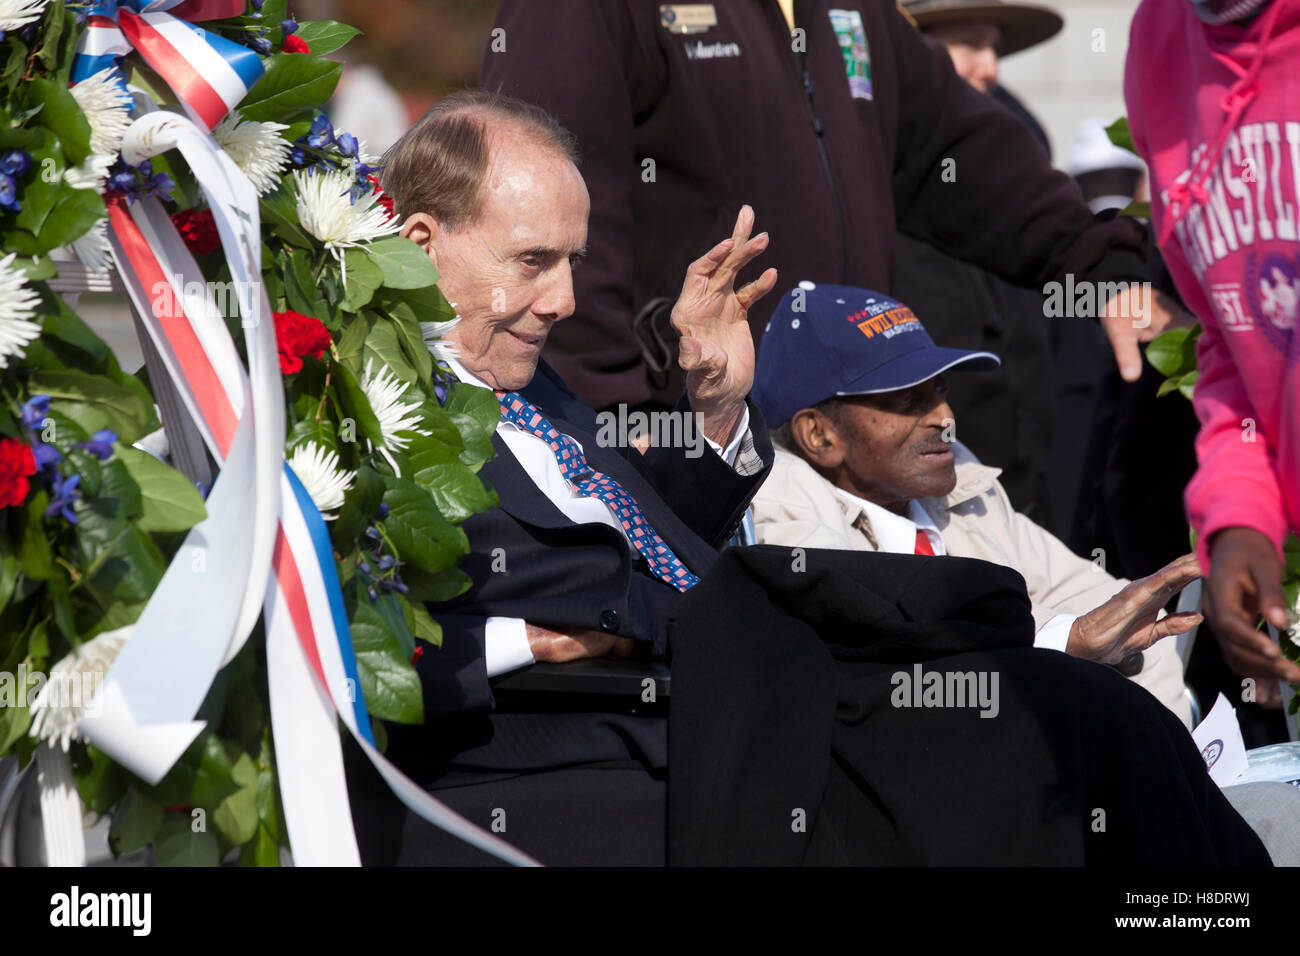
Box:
[902,0,1063,57]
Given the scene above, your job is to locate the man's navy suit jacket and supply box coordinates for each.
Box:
[394,359,773,780]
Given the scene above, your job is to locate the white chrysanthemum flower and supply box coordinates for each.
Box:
[288,442,355,521]
[69,219,112,272]
[0,252,41,369]
[293,168,401,280]
[214,110,291,196]
[62,151,114,192]
[0,0,48,34]
[361,358,429,454]
[30,626,130,753]
[69,67,133,158]
[420,316,461,363]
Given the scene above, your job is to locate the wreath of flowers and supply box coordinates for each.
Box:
[0,0,496,864]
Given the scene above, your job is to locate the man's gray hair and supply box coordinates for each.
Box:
[379,88,581,229]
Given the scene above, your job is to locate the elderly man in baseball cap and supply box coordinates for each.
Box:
[749,282,1200,725]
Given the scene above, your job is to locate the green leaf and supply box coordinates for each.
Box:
[293,20,362,56]
[76,746,128,819]
[332,464,384,549]
[380,477,468,575]
[443,382,501,468]
[115,445,207,533]
[385,301,434,385]
[412,461,495,523]
[261,183,313,249]
[363,315,418,385]
[34,2,66,73]
[350,589,423,724]
[1144,326,1200,378]
[403,566,473,603]
[238,54,342,124]
[1119,200,1151,219]
[372,590,416,664]
[0,696,31,753]
[333,359,386,447]
[15,254,58,282]
[26,370,155,444]
[409,601,442,646]
[333,307,373,369]
[6,182,104,258]
[363,236,440,289]
[213,751,259,846]
[27,77,90,165]
[1105,117,1138,157]
[154,814,220,867]
[1176,369,1199,400]
[189,732,240,809]
[108,787,164,857]
[18,492,55,580]
[342,247,384,311]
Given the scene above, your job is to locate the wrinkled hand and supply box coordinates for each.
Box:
[525,622,635,663]
[1066,553,1203,664]
[1203,527,1300,683]
[1102,285,1196,382]
[671,204,778,446]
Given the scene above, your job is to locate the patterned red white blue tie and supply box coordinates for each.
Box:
[497,391,701,592]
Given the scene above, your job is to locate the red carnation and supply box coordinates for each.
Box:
[368,175,395,218]
[411,645,424,666]
[0,438,37,509]
[282,34,310,54]
[171,208,220,256]
[272,310,332,375]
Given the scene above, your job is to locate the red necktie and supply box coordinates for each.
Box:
[914,529,935,556]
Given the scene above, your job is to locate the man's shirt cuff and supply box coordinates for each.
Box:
[1034,614,1078,653]
[485,616,535,677]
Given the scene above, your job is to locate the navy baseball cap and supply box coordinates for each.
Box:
[751,282,1001,427]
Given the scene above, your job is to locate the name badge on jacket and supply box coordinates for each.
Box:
[828,8,873,101]
[660,4,718,34]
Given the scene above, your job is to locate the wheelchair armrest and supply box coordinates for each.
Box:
[490,659,670,698]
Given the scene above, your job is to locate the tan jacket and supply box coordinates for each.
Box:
[751,444,1192,727]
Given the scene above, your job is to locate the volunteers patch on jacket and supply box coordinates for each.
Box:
[660,4,717,34]
[828,8,872,100]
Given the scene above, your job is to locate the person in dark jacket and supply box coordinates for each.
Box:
[480,0,1180,420]
[892,0,1062,524]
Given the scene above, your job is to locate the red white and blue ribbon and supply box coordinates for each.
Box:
[94,110,537,867]
[73,0,263,131]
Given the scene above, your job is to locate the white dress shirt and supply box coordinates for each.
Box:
[829,486,1077,653]
[444,356,751,675]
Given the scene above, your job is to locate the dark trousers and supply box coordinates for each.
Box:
[344,739,666,866]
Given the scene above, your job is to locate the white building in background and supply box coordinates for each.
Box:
[997,0,1137,166]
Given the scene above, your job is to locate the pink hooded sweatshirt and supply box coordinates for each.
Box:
[1125,0,1300,572]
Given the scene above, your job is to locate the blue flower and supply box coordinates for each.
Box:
[0,150,31,177]
[76,429,117,461]
[374,502,389,519]
[251,0,263,10]
[306,114,334,149]
[0,174,20,212]
[107,169,135,194]
[45,473,81,524]
[20,395,50,432]
[336,132,358,159]
[280,18,298,35]
[289,146,309,166]
[33,442,61,471]
[248,34,272,56]
[145,171,174,201]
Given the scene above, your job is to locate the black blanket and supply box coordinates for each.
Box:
[666,546,1270,866]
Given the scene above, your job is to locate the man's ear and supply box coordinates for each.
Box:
[791,408,844,470]
[401,212,440,270]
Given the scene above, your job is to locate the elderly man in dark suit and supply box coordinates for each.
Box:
[344,90,1273,869]
[345,88,778,866]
